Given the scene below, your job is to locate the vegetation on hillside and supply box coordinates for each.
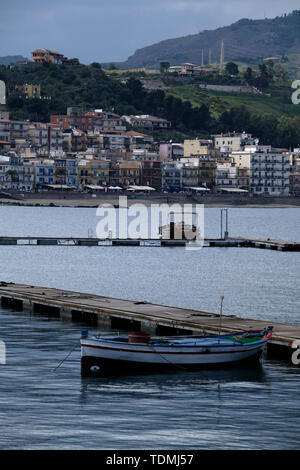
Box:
[0,58,300,148]
[0,61,211,134]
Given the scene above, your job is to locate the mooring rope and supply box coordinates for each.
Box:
[52,340,80,372]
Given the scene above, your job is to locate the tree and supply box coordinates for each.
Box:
[244,67,253,84]
[160,62,170,74]
[5,170,19,185]
[249,113,278,145]
[90,62,102,69]
[276,116,299,148]
[255,64,272,88]
[68,58,80,65]
[219,105,251,133]
[225,62,239,75]
[273,64,288,83]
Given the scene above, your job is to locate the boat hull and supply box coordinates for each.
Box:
[80,337,267,377]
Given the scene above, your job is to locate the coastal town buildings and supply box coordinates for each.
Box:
[0,111,295,196]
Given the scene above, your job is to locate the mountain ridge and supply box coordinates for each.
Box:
[114,10,300,70]
[0,55,28,66]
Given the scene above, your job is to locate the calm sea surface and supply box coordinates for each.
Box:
[0,206,299,449]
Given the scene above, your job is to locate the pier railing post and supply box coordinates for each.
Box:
[220,209,229,240]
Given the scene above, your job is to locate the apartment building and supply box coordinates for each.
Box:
[183,139,213,157]
[141,161,162,190]
[161,162,183,191]
[182,162,199,188]
[54,158,78,187]
[119,161,142,186]
[125,131,154,151]
[159,143,184,161]
[78,159,110,188]
[34,159,56,187]
[290,152,300,196]
[213,132,257,152]
[63,129,87,153]
[0,120,30,145]
[66,108,125,131]
[216,162,237,188]
[131,149,160,162]
[249,150,290,196]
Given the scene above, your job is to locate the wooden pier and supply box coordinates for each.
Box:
[0,282,299,361]
[0,236,299,250]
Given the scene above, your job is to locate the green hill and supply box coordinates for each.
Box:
[166,84,300,120]
[116,10,300,74]
[0,58,299,148]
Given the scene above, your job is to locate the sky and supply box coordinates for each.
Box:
[0,0,299,64]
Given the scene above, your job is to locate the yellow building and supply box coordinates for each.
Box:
[198,159,216,188]
[183,139,213,157]
[181,157,216,188]
[182,163,198,187]
[236,167,249,189]
[231,151,251,169]
[78,159,110,188]
[119,161,142,186]
[32,49,67,64]
[16,84,41,99]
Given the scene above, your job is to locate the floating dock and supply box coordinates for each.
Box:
[0,236,299,250]
[0,282,299,362]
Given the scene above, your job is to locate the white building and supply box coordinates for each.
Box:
[159,143,184,161]
[250,150,290,196]
[214,133,258,152]
[123,115,171,130]
[131,149,160,161]
[216,162,237,188]
[161,162,183,191]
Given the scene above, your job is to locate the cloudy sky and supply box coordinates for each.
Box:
[1,0,299,63]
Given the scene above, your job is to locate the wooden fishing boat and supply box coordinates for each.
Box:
[80,327,273,376]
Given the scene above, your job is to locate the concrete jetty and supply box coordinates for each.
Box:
[0,282,299,361]
[0,236,299,250]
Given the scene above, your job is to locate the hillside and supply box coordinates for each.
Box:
[166,84,300,120]
[117,10,300,72]
[0,59,300,148]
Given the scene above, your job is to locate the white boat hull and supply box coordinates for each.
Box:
[81,336,268,376]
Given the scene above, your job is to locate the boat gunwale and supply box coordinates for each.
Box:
[83,329,271,349]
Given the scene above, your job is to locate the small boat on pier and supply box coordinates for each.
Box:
[80,327,273,376]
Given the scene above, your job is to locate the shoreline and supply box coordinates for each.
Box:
[1,200,299,209]
[0,192,300,209]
